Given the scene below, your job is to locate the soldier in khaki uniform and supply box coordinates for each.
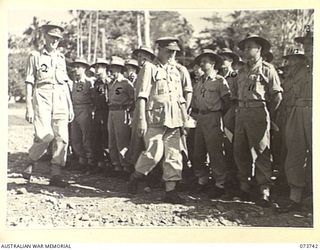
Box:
[23,23,74,187]
[129,46,156,165]
[108,56,135,176]
[277,36,313,213]
[192,49,231,198]
[127,37,189,204]
[91,58,111,172]
[69,58,95,173]
[234,35,283,206]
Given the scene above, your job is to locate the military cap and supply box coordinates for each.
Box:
[218,48,240,62]
[294,30,313,44]
[125,59,140,69]
[70,57,90,68]
[91,58,110,68]
[110,56,126,69]
[282,48,307,60]
[155,37,180,51]
[238,34,271,53]
[263,50,274,63]
[41,23,64,39]
[132,46,156,60]
[194,49,223,68]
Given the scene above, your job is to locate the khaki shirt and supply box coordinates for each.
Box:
[137,61,186,128]
[25,48,69,86]
[71,76,94,106]
[108,77,134,107]
[236,58,282,102]
[192,73,230,112]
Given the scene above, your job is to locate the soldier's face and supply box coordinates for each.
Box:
[126,65,137,75]
[95,65,107,77]
[45,34,60,50]
[199,56,215,72]
[221,55,233,69]
[110,65,123,78]
[193,64,204,78]
[74,64,86,77]
[243,41,261,59]
[158,47,176,61]
[136,52,152,66]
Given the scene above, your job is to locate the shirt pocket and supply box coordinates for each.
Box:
[37,57,52,82]
[146,100,165,125]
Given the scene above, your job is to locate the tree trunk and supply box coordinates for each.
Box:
[77,12,80,57]
[137,13,142,47]
[101,28,106,58]
[144,10,151,47]
[93,11,99,63]
[88,12,92,62]
[80,17,83,57]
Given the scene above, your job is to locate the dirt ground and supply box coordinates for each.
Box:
[6,103,313,228]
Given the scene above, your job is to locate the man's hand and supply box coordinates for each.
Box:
[25,106,34,124]
[137,119,147,137]
[68,109,75,123]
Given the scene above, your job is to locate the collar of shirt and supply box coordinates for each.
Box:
[246,57,263,73]
[202,72,217,82]
[74,75,86,83]
[41,47,56,56]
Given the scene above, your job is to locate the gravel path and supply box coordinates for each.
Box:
[6,104,313,228]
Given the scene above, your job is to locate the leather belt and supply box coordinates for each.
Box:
[192,108,221,115]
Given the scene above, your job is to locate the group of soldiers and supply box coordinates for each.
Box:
[22,22,313,213]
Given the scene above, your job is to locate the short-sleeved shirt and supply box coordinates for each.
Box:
[175,62,193,94]
[71,76,94,106]
[192,73,230,112]
[108,77,134,107]
[92,77,109,110]
[236,58,282,102]
[25,48,69,86]
[137,61,186,128]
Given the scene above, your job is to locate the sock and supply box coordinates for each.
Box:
[165,181,176,192]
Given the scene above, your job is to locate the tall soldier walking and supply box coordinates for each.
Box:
[23,23,74,187]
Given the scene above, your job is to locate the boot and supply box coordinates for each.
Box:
[163,190,185,204]
[276,200,302,213]
[127,173,142,194]
[49,175,69,188]
[22,163,33,180]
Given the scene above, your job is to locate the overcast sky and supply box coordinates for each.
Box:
[8,10,220,36]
